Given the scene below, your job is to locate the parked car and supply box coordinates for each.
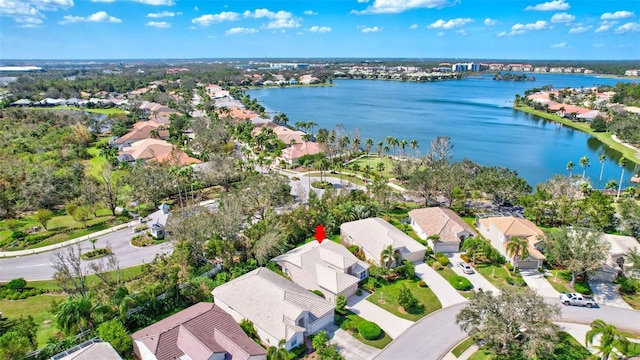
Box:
[559,292,597,308]
[457,261,474,274]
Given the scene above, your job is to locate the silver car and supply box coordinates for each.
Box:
[458,261,474,274]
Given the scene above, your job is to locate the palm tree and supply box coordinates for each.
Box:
[461,237,487,265]
[566,161,575,177]
[380,244,400,269]
[580,156,590,178]
[365,138,374,158]
[409,139,419,157]
[598,154,606,189]
[506,236,529,272]
[376,141,383,157]
[352,137,361,157]
[585,319,630,360]
[267,339,292,360]
[399,139,408,157]
[617,157,627,200]
[55,297,93,335]
[377,161,385,172]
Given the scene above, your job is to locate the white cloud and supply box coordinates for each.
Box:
[304,10,317,15]
[484,18,498,26]
[525,0,569,11]
[497,31,507,37]
[309,25,331,32]
[437,31,445,36]
[147,11,175,18]
[243,8,300,29]
[409,23,418,29]
[568,25,591,34]
[507,20,551,35]
[146,21,170,28]
[60,11,121,24]
[601,11,634,20]
[595,20,617,33]
[551,12,574,23]
[614,22,640,34]
[226,27,258,35]
[192,11,240,26]
[357,0,369,2]
[428,17,473,29]
[353,0,457,15]
[455,29,467,35]
[551,41,569,48]
[91,0,115,2]
[361,26,382,33]
[0,0,73,26]
[131,0,174,5]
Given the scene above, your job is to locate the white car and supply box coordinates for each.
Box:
[457,261,474,274]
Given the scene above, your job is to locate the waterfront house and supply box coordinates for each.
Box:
[408,207,477,253]
[281,141,321,164]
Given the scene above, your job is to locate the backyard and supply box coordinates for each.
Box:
[366,278,442,321]
[0,293,65,347]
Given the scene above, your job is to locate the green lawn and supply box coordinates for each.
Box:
[333,311,392,349]
[468,332,592,360]
[473,263,525,290]
[367,278,442,321]
[452,337,476,358]
[546,269,593,295]
[0,293,66,347]
[434,266,475,299]
[349,156,396,179]
[547,270,571,294]
[305,172,367,187]
[621,293,640,310]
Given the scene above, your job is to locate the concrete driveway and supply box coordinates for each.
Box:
[415,263,467,308]
[325,323,380,360]
[520,269,561,298]
[449,253,501,294]
[588,279,633,309]
[347,290,414,339]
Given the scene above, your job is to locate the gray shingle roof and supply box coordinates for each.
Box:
[340,217,426,257]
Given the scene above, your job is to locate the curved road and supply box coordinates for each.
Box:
[0,228,172,281]
[376,299,640,360]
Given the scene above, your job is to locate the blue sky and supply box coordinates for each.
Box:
[1,0,639,60]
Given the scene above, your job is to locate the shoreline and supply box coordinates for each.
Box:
[514,105,640,165]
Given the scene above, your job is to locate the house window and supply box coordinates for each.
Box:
[291,337,298,347]
[359,271,367,280]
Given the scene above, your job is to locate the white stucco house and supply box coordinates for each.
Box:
[477,215,546,269]
[340,217,427,267]
[212,267,335,351]
[273,240,369,302]
[593,234,640,281]
[408,207,477,253]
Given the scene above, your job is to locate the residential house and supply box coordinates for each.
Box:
[477,215,545,269]
[408,207,477,253]
[595,234,640,281]
[120,138,200,166]
[273,126,306,145]
[273,240,369,302]
[212,267,335,351]
[281,141,321,164]
[340,217,427,267]
[111,122,169,149]
[131,302,266,360]
[54,340,122,360]
[299,74,321,84]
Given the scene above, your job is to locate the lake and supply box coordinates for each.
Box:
[247,74,638,187]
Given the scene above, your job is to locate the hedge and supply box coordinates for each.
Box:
[358,321,382,340]
[435,252,450,267]
[449,276,473,291]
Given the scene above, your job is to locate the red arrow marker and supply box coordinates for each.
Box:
[314,225,326,244]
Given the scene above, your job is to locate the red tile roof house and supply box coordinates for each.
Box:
[281,141,321,165]
[131,302,266,360]
[408,207,477,253]
[111,122,169,149]
[212,267,335,351]
[477,215,546,269]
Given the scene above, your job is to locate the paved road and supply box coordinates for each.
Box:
[0,228,172,281]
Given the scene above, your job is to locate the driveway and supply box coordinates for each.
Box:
[415,263,467,308]
[520,269,561,298]
[588,278,633,309]
[325,323,380,360]
[449,253,501,295]
[347,290,414,339]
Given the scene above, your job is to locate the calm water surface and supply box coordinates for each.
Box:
[248,74,637,187]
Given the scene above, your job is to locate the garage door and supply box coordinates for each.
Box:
[517,260,539,269]
[435,242,459,253]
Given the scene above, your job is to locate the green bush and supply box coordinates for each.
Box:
[460,254,471,263]
[432,261,443,270]
[506,276,526,287]
[311,181,333,190]
[358,321,382,340]
[417,280,427,288]
[574,281,592,295]
[616,276,639,294]
[449,276,473,291]
[7,278,27,292]
[24,231,57,245]
[355,289,363,296]
[312,290,325,298]
[435,252,450,267]
[81,247,112,260]
[10,231,27,240]
[290,344,308,358]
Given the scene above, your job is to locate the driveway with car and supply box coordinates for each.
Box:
[449,253,501,294]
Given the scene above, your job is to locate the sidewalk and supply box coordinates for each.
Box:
[415,263,468,308]
[346,290,414,339]
[0,221,135,258]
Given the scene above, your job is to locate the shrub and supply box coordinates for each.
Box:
[435,252,450,267]
[10,231,27,240]
[311,181,333,190]
[417,280,427,288]
[290,344,308,358]
[425,246,433,256]
[312,290,325,298]
[432,261,443,270]
[336,294,347,314]
[397,284,418,309]
[460,254,470,263]
[616,276,639,294]
[449,276,473,291]
[24,231,57,245]
[355,289,363,296]
[81,247,112,260]
[7,278,27,292]
[134,225,148,233]
[574,281,592,295]
[358,321,382,340]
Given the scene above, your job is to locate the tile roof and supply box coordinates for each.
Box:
[131,302,266,360]
[282,142,321,161]
[212,268,334,342]
[113,125,169,145]
[273,241,369,294]
[57,342,122,360]
[340,217,426,257]
[408,207,477,243]
[479,216,546,260]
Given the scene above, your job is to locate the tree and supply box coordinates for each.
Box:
[579,156,590,178]
[240,319,258,340]
[542,227,609,287]
[267,339,292,360]
[566,161,575,177]
[598,154,606,188]
[0,330,32,360]
[51,244,88,297]
[618,198,640,238]
[397,284,418,310]
[6,278,27,292]
[99,165,123,217]
[380,244,400,269]
[506,236,529,272]
[72,206,91,228]
[54,296,93,335]
[617,157,627,200]
[335,294,347,314]
[585,319,630,360]
[35,209,53,230]
[456,288,560,360]
[312,330,330,352]
[461,237,489,265]
[97,318,132,355]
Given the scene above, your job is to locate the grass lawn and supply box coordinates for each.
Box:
[621,293,640,310]
[468,332,592,360]
[349,156,395,179]
[452,337,475,358]
[546,270,571,294]
[546,269,593,295]
[434,266,475,299]
[474,263,525,290]
[1,264,146,290]
[367,278,442,321]
[306,172,367,187]
[333,311,393,349]
[0,293,66,347]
